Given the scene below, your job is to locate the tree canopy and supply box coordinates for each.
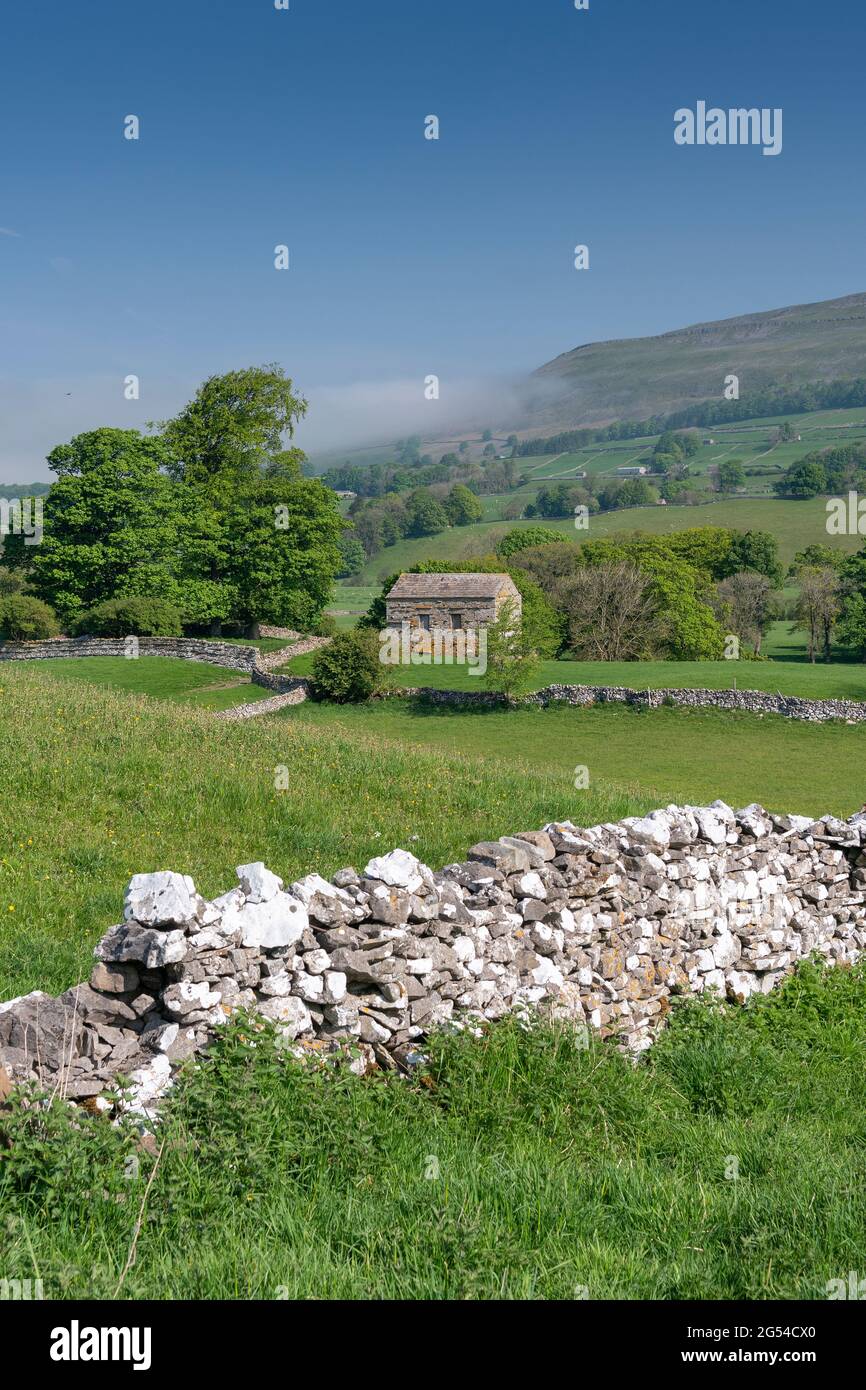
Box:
[9,367,344,634]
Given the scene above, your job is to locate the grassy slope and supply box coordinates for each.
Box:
[0,666,641,998]
[356,496,862,583]
[4,964,866,1300]
[526,291,866,428]
[345,401,866,575]
[285,700,866,820]
[23,656,275,711]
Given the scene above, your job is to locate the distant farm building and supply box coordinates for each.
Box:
[616,465,648,477]
[384,572,521,633]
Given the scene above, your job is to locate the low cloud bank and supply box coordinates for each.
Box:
[0,368,570,484]
[295,373,536,458]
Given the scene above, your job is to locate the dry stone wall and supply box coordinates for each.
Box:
[3,637,864,723]
[405,683,866,723]
[3,802,866,1119]
[0,634,323,691]
[0,636,260,673]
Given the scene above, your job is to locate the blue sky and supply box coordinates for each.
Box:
[2,0,865,478]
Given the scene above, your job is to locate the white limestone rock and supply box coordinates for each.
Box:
[322,971,347,1004]
[289,873,357,925]
[263,996,312,1036]
[123,1053,173,1115]
[96,923,188,969]
[621,811,672,851]
[236,862,283,903]
[301,948,331,975]
[513,871,548,900]
[362,848,426,894]
[162,981,221,1018]
[711,929,741,970]
[258,972,293,998]
[141,1021,180,1053]
[690,806,729,846]
[219,892,308,950]
[736,803,773,838]
[123,872,201,929]
[531,958,565,989]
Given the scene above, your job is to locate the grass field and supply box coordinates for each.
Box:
[4,663,866,1300]
[22,656,275,710]
[326,583,378,629]
[0,666,641,998]
[284,699,866,819]
[284,647,866,700]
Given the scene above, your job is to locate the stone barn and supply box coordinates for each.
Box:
[384,572,521,634]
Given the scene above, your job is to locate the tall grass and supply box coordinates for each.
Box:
[2,960,865,1299]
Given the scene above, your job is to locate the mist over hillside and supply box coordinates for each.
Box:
[304,292,866,467]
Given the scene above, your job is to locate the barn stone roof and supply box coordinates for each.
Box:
[386,573,516,600]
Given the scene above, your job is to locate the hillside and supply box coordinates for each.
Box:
[521,292,866,433]
[352,495,863,583]
[0,481,51,496]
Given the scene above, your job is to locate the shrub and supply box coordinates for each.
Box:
[483,597,542,698]
[496,527,567,560]
[311,613,338,638]
[311,628,382,702]
[74,596,182,637]
[0,594,60,640]
[0,566,25,597]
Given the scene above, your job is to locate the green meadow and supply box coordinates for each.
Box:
[284,699,866,820]
[2,658,866,1300]
[21,656,275,710]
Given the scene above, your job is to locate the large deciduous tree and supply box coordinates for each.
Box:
[716,571,775,656]
[837,544,866,660]
[226,473,345,632]
[557,560,661,660]
[793,566,840,663]
[13,428,192,627]
[404,487,449,538]
[15,367,343,635]
[444,483,483,526]
[159,365,342,633]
